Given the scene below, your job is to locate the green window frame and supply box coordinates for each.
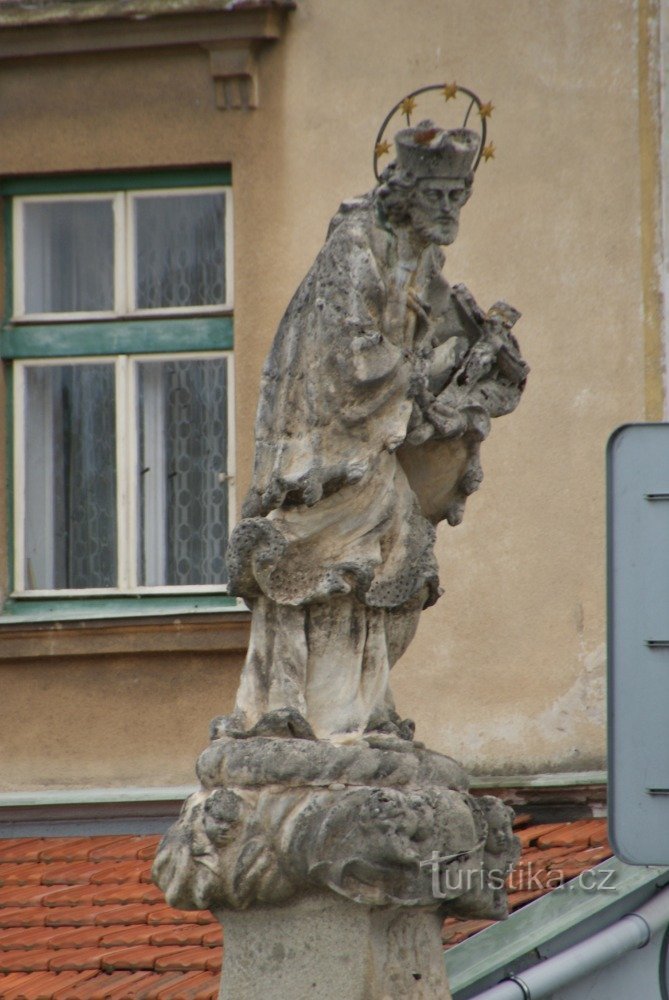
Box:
[1,169,242,622]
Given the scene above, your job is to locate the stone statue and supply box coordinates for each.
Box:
[223,116,527,744]
[154,86,527,1000]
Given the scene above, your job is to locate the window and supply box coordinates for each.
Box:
[2,172,235,601]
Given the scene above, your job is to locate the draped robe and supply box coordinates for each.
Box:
[225,193,526,740]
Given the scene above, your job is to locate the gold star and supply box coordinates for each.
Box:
[375,140,392,159]
[479,101,494,120]
[400,96,417,121]
[443,82,458,101]
[481,142,496,162]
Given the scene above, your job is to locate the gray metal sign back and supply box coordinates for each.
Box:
[608,422,669,865]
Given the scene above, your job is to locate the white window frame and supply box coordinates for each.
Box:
[12,186,233,322]
[13,351,236,597]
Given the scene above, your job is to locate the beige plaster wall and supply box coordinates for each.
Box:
[0,0,656,787]
[0,619,246,790]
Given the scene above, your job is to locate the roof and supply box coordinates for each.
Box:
[0,815,615,998]
[0,835,221,999]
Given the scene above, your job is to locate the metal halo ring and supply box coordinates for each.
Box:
[372,83,487,180]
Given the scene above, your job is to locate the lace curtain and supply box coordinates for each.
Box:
[24,364,117,589]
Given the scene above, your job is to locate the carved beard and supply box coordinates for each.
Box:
[409,209,461,246]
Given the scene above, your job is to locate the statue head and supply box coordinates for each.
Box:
[375,120,480,246]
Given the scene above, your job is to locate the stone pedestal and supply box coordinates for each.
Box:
[217,894,451,1000]
[153,714,519,999]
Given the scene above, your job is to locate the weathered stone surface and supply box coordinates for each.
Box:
[153,723,518,913]
[217,894,452,1000]
[198,726,469,792]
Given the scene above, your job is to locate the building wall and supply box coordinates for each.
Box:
[0,0,660,788]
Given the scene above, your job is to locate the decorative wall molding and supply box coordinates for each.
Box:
[0,2,294,110]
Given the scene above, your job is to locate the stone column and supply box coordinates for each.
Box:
[218,895,451,1000]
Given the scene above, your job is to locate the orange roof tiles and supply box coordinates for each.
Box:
[0,817,612,996]
[0,835,220,999]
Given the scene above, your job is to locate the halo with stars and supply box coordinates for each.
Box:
[373,82,495,180]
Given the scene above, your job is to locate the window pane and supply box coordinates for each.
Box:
[134,192,227,309]
[22,200,114,314]
[137,358,229,586]
[23,364,117,590]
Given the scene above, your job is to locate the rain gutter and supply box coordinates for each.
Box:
[470,881,669,999]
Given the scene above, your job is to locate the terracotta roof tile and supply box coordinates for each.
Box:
[153,946,220,973]
[0,862,48,886]
[136,838,163,862]
[443,918,496,945]
[0,885,57,908]
[49,970,111,999]
[56,969,155,1000]
[87,837,154,862]
[154,970,220,999]
[0,947,52,972]
[2,971,99,1000]
[88,861,150,885]
[2,971,81,1000]
[39,839,135,864]
[0,971,50,998]
[47,926,119,951]
[514,822,564,848]
[93,904,152,927]
[90,883,164,906]
[146,971,214,1000]
[47,948,109,972]
[0,840,51,863]
[1,925,73,951]
[100,944,166,972]
[95,971,171,999]
[146,906,215,926]
[589,826,611,848]
[98,924,163,948]
[535,818,600,849]
[41,887,103,908]
[42,862,105,887]
[45,906,103,928]
[200,927,223,948]
[148,925,209,948]
[0,906,48,928]
[507,887,547,909]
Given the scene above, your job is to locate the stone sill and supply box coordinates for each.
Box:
[0,610,251,659]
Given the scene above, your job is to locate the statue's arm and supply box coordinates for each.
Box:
[407,273,528,444]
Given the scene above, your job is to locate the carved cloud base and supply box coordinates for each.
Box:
[217,893,451,1000]
[152,709,519,996]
